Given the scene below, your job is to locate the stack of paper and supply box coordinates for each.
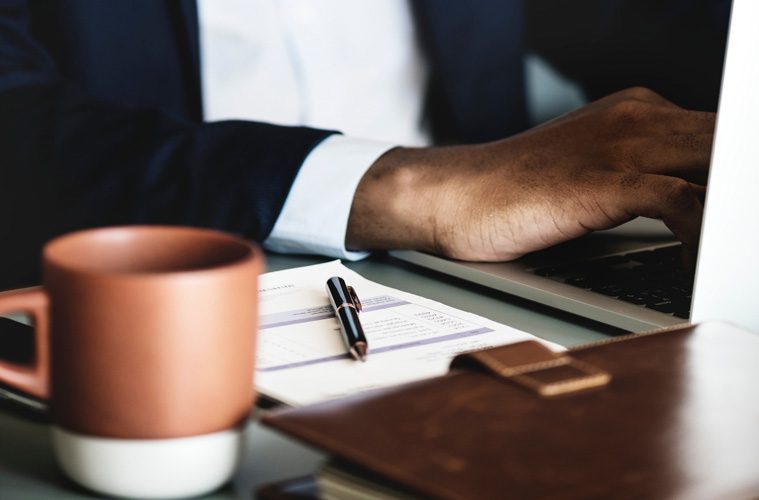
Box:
[256,260,559,406]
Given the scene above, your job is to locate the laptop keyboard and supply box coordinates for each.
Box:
[533,245,693,319]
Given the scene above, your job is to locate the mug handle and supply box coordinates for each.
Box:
[0,287,50,399]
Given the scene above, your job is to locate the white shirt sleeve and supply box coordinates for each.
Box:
[263,134,396,260]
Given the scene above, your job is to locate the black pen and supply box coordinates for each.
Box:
[326,276,368,362]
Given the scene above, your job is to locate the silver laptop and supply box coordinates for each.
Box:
[392,0,759,333]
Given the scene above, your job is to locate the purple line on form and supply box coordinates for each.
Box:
[258,326,494,372]
[260,297,411,329]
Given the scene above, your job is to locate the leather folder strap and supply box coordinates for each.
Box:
[450,341,611,397]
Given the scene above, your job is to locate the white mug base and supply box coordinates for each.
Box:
[52,425,244,498]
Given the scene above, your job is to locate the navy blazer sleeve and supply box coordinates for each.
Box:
[0,2,334,287]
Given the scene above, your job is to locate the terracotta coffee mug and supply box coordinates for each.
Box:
[0,226,263,498]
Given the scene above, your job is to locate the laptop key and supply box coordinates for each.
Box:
[532,244,694,319]
[592,285,625,297]
[564,276,592,288]
[619,294,648,305]
[646,301,676,313]
[593,255,630,266]
[534,266,565,277]
[673,309,690,319]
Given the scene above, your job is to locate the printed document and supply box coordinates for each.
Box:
[256,260,559,406]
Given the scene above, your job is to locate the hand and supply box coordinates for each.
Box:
[346,87,713,263]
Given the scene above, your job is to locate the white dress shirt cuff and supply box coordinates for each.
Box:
[263,134,395,260]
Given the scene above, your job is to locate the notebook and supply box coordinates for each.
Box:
[262,322,759,499]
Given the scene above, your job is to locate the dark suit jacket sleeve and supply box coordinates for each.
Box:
[0,2,335,287]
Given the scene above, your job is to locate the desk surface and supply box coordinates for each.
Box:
[0,253,621,499]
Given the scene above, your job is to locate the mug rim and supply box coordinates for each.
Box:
[43,225,263,278]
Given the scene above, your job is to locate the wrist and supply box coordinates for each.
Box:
[346,146,472,254]
[346,146,448,253]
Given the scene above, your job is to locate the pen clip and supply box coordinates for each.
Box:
[347,285,363,312]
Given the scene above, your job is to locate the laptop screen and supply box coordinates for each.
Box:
[692,0,759,331]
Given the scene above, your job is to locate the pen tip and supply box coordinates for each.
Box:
[350,342,368,362]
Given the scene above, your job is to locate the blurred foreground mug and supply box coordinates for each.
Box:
[0,226,263,498]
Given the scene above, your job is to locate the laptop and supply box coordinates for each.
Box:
[392,0,759,333]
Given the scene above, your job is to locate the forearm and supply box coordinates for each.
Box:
[1,2,345,286]
[347,87,714,263]
[3,84,331,229]
[0,83,332,286]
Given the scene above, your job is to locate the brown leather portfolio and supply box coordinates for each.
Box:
[261,322,759,499]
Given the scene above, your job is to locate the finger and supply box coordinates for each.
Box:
[605,100,716,137]
[571,88,677,125]
[609,87,682,110]
[682,109,717,132]
[611,133,713,184]
[610,173,704,255]
[691,183,707,204]
[622,87,682,109]
[651,108,716,136]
